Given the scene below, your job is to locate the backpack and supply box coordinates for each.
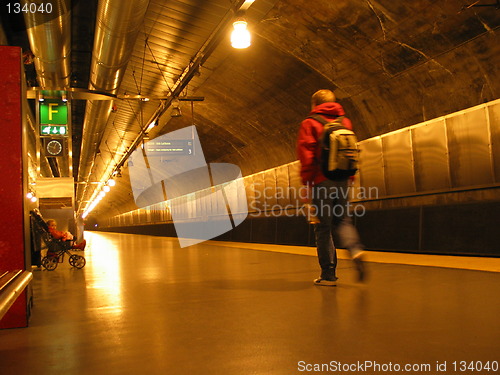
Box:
[308,114,359,180]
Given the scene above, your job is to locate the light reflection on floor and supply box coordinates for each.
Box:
[85,232,123,316]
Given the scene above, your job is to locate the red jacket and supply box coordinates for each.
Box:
[297,102,353,186]
[49,227,69,241]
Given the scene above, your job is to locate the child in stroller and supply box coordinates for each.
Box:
[46,219,86,251]
[30,210,87,270]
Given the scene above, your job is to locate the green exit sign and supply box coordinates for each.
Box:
[39,100,68,124]
[40,125,68,135]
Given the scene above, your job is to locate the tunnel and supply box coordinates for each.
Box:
[0,0,499,371]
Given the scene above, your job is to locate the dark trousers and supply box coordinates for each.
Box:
[312,179,363,280]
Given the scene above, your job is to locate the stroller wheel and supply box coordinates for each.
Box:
[42,255,58,271]
[69,254,86,269]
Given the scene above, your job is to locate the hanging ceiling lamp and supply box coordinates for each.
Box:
[231,14,251,49]
[171,99,182,117]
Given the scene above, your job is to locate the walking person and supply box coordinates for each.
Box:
[297,89,365,286]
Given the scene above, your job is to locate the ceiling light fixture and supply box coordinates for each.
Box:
[231,12,251,49]
[171,99,182,117]
[112,168,122,178]
[146,119,159,132]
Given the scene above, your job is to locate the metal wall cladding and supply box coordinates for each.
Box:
[264,168,278,208]
[412,119,451,191]
[244,175,257,213]
[488,102,500,183]
[446,107,494,187]
[382,129,416,196]
[358,137,387,197]
[288,162,303,208]
[357,99,500,198]
[150,203,166,223]
[275,165,291,207]
[250,173,266,214]
[226,178,248,217]
[195,190,205,218]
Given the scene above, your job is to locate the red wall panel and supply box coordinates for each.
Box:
[0,46,29,328]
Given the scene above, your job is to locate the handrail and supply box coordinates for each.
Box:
[0,270,22,292]
[0,271,33,321]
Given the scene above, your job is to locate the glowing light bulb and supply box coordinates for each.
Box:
[231,20,251,49]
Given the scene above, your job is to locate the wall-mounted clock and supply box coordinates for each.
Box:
[46,139,63,156]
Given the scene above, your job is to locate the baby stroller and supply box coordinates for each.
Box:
[30,210,86,271]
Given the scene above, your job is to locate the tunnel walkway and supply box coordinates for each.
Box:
[1,232,499,374]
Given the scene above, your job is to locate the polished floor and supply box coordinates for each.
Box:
[1,232,499,375]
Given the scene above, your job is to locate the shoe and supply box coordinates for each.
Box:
[353,254,365,282]
[72,239,86,251]
[314,278,337,286]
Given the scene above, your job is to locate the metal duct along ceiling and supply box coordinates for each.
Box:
[23,1,71,88]
[76,0,150,212]
[23,0,72,178]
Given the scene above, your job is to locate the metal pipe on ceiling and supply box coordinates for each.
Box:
[23,0,71,179]
[23,0,71,88]
[76,0,151,213]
